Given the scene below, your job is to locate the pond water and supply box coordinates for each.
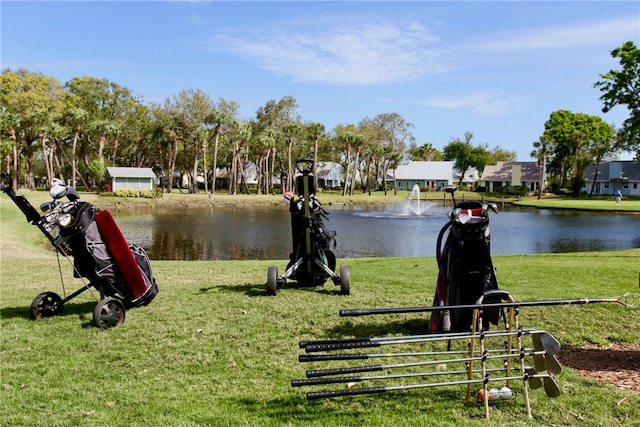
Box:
[112,202,640,261]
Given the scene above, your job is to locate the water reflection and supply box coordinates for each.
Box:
[112,203,640,261]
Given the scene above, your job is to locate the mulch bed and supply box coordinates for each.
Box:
[556,342,640,393]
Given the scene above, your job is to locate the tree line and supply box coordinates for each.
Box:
[1,41,637,197]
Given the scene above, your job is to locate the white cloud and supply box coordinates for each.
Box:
[206,20,453,85]
[470,16,639,53]
[420,91,532,117]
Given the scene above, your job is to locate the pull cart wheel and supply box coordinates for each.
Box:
[93,298,126,329]
[30,291,64,319]
[267,265,279,296]
[340,265,350,295]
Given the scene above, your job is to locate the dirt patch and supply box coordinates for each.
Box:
[556,342,640,393]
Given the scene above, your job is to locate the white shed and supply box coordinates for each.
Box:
[106,167,156,191]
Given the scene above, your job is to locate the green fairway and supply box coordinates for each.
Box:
[1,193,639,426]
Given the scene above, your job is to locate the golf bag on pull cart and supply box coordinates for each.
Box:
[1,174,158,329]
[267,158,350,296]
[428,186,501,333]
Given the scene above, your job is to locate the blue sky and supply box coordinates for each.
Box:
[2,1,639,161]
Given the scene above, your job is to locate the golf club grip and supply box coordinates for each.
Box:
[307,387,386,399]
[305,341,380,352]
[299,353,369,362]
[299,337,371,348]
[306,364,383,378]
[292,376,361,387]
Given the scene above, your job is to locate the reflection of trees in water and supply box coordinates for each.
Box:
[150,230,285,261]
[550,238,612,253]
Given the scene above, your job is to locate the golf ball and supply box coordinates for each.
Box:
[488,388,501,399]
[499,386,513,399]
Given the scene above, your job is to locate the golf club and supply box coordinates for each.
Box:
[293,364,537,387]
[305,373,560,400]
[299,346,545,363]
[305,348,558,378]
[303,329,559,353]
[339,293,640,317]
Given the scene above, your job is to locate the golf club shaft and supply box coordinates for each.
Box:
[306,349,550,378]
[306,373,559,400]
[340,293,639,317]
[293,365,534,387]
[304,329,549,353]
[300,347,525,362]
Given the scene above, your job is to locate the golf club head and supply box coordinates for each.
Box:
[545,354,562,376]
[60,201,76,213]
[540,333,561,355]
[481,204,488,217]
[40,201,57,212]
[533,353,546,372]
[532,332,561,355]
[526,369,542,389]
[543,376,561,397]
[43,211,61,224]
[50,184,68,200]
[488,203,498,214]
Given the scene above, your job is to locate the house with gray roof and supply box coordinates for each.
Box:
[316,162,343,188]
[392,161,454,191]
[106,167,157,191]
[582,160,640,196]
[481,162,541,193]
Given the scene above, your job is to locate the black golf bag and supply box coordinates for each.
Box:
[1,173,157,329]
[267,159,349,296]
[429,192,499,333]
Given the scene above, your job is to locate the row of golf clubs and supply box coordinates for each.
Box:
[297,331,561,379]
[294,328,562,401]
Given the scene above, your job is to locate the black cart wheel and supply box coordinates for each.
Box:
[30,291,64,320]
[267,265,278,296]
[340,265,350,295]
[93,298,126,329]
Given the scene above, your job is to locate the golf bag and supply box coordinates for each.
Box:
[1,173,157,328]
[289,175,337,276]
[60,202,158,308]
[429,197,499,333]
[266,158,349,296]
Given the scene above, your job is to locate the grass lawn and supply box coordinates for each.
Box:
[1,191,639,426]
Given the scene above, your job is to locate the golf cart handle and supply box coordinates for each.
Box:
[295,158,314,174]
[307,387,386,400]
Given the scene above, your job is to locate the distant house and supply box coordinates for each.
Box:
[316,162,343,188]
[453,167,479,187]
[106,167,156,191]
[392,161,454,191]
[481,162,541,193]
[583,160,640,196]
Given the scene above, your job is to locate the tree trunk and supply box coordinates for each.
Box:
[211,126,221,193]
[342,144,351,197]
[287,137,294,192]
[350,146,361,196]
[71,125,80,188]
